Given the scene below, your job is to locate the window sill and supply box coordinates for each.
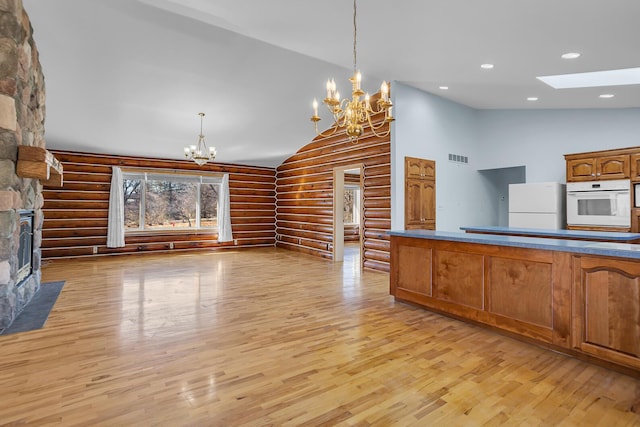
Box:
[125,229,218,237]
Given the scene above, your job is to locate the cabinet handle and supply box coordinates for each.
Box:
[596,173,601,176]
[591,173,596,176]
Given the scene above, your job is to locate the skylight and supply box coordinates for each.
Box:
[537,67,640,89]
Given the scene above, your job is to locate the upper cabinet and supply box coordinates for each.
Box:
[406,156,435,180]
[597,155,630,180]
[565,149,634,182]
[630,153,640,181]
[566,158,597,181]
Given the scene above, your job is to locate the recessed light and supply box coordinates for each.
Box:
[599,94,615,98]
[480,63,494,69]
[537,67,640,89]
[527,97,538,101]
[561,52,581,59]
[439,86,449,90]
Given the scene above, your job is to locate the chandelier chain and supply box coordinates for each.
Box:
[309,0,393,142]
[353,0,357,73]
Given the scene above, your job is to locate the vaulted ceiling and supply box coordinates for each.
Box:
[23,0,640,167]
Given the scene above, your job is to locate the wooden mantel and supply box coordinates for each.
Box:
[16,146,63,187]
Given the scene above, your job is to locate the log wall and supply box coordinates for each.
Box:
[42,151,276,258]
[276,121,391,272]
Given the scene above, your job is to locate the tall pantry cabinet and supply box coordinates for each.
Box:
[404,156,436,230]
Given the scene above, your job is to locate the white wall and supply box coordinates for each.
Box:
[478,166,526,226]
[391,82,495,231]
[392,82,640,231]
[476,109,640,182]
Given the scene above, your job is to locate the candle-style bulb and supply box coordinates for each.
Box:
[312,98,318,116]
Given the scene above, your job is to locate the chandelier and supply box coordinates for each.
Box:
[310,0,394,142]
[184,112,216,166]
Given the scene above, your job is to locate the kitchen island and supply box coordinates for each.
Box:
[390,229,640,375]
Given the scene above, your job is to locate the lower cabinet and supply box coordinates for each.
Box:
[573,256,640,370]
[390,236,572,347]
[390,235,640,373]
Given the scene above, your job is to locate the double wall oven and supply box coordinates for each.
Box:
[566,179,631,228]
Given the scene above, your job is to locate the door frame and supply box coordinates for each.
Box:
[333,163,364,263]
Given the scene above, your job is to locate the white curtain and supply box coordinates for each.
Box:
[107,166,125,248]
[218,173,233,242]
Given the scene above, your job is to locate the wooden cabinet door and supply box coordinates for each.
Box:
[405,157,424,179]
[422,161,435,179]
[422,180,435,229]
[596,155,630,179]
[632,208,640,233]
[573,256,640,370]
[405,180,435,230]
[405,179,423,228]
[391,238,432,297]
[405,156,435,179]
[630,154,640,181]
[566,158,596,182]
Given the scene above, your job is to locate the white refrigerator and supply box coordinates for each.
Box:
[508,182,566,229]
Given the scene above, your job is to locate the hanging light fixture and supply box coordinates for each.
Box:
[310,0,394,142]
[184,112,216,166]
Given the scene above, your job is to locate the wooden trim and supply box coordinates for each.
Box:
[564,146,640,160]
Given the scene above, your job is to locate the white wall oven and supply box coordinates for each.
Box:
[566,179,630,228]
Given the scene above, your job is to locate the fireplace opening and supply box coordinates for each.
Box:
[17,210,34,287]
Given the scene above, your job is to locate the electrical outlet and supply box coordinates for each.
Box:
[92,246,98,254]
[233,239,238,245]
[169,242,174,249]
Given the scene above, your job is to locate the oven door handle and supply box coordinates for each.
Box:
[567,190,629,197]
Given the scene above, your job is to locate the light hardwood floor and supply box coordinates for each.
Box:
[1,247,639,426]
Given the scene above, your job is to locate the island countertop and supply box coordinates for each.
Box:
[459,225,640,242]
[388,229,640,260]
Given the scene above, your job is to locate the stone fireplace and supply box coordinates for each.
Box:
[0,0,47,329]
[16,210,34,285]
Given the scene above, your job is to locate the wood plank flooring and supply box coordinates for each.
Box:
[1,247,639,425]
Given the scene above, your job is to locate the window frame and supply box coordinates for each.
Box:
[121,169,222,235]
[344,184,361,226]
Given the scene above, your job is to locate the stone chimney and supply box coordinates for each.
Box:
[0,0,46,329]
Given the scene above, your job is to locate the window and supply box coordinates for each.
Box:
[344,185,361,225]
[122,171,221,232]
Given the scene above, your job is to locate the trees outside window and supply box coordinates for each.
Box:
[344,185,361,225]
[122,172,221,232]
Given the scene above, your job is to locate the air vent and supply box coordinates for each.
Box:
[448,153,469,164]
